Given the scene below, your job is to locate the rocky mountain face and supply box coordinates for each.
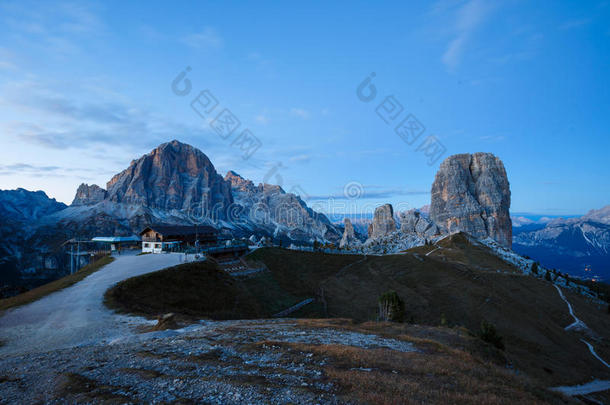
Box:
[399,210,440,238]
[72,184,107,206]
[513,205,610,280]
[225,171,340,243]
[106,140,233,215]
[339,218,361,248]
[430,153,512,248]
[367,204,397,240]
[0,189,68,291]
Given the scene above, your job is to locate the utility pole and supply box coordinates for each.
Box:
[76,238,80,273]
[70,242,74,275]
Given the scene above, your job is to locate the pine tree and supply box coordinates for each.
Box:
[545,270,552,282]
[378,291,405,322]
[531,262,539,275]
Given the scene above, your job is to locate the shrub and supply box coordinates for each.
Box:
[545,271,551,282]
[531,262,538,275]
[378,290,405,322]
[479,320,505,350]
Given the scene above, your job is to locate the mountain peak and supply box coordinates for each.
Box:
[105,140,233,212]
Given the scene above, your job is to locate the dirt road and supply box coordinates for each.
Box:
[0,253,182,355]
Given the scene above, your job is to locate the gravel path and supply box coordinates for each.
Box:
[0,252,182,356]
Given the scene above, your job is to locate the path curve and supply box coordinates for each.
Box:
[550,284,610,396]
[0,253,182,356]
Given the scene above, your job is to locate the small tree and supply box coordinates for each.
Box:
[531,262,539,275]
[545,270,552,282]
[440,313,448,327]
[479,320,505,350]
[378,290,405,322]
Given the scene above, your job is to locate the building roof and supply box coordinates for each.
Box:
[139,225,217,236]
[91,236,141,243]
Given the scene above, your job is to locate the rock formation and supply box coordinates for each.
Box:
[71,184,107,206]
[430,153,512,247]
[106,140,233,215]
[225,170,256,193]
[368,204,397,240]
[225,171,341,243]
[340,218,361,248]
[399,210,440,238]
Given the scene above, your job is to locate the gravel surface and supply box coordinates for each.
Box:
[0,319,417,404]
[0,252,181,356]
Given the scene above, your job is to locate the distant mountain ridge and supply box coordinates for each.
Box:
[513,205,610,280]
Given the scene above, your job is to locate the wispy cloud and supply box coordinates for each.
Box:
[0,79,221,154]
[559,18,592,30]
[0,162,115,178]
[255,114,269,124]
[479,134,505,142]
[0,1,106,56]
[290,108,310,119]
[182,27,223,49]
[440,0,494,70]
[308,186,429,201]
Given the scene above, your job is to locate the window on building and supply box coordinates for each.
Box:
[144,243,149,248]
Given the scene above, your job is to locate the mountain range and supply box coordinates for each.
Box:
[1,140,608,292]
[0,140,342,291]
[513,206,610,280]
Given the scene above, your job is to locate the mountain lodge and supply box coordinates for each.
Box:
[140,225,218,253]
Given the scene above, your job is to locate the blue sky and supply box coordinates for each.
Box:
[0,0,608,215]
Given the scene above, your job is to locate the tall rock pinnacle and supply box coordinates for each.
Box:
[430,152,512,247]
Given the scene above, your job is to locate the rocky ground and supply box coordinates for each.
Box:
[0,319,416,404]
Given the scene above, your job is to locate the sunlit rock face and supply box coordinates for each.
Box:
[430,152,512,248]
[106,140,234,215]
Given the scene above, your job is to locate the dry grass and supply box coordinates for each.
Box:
[0,256,114,312]
[53,372,131,403]
[104,261,263,319]
[247,337,573,405]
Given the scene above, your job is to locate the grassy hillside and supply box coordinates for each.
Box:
[105,261,263,319]
[104,234,610,388]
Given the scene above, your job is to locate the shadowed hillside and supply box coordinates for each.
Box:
[105,234,610,390]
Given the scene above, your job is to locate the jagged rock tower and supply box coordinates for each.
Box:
[430,152,512,247]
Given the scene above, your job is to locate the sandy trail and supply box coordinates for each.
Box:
[0,253,182,356]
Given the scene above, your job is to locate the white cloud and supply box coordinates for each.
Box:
[182,27,223,49]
